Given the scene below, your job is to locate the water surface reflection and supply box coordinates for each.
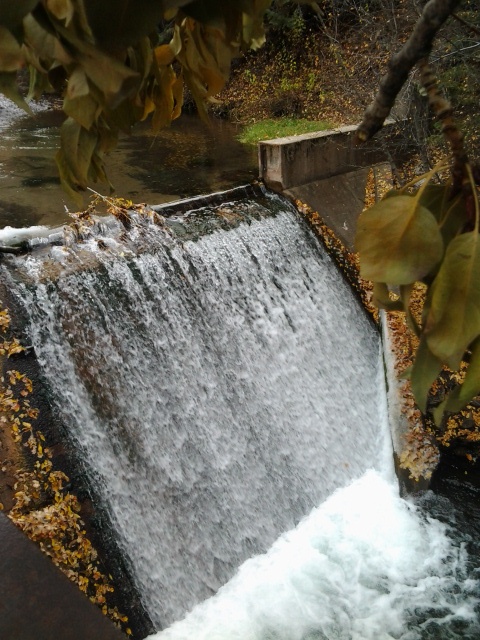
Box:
[0,98,257,228]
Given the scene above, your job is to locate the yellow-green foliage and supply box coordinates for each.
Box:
[0,1,318,202]
[238,118,332,145]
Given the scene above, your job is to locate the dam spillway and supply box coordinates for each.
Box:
[1,189,385,629]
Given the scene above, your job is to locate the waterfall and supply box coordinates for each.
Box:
[3,190,477,636]
[151,471,479,640]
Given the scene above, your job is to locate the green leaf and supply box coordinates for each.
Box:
[426,232,480,369]
[241,0,270,49]
[173,17,232,103]
[23,13,73,66]
[445,338,480,414]
[66,65,89,100]
[418,183,449,213]
[382,188,401,200]
[419,183,467,248]
[46,0,74,24]
[0,71,32,114]
[96,117,119,153]
[89,151,111,188]
[57,117,97,191]
[151,65,177,131]
[0,1,38,30]
[103,99,143,135]
[372,282,404,311]
[45,16,140,108]
[64,92,101,130]
[410,336,443,413]
[26,65,52,101]
[355,194,444,285]
[63,66,102,130]
[55,148,83,206]
[0,26,25,72]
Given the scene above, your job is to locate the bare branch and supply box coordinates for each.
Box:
[356,0,463,144]
[452,11,480,37]
[432,40,480,63]
[419,59,468,192]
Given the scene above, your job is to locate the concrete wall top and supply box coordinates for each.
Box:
[259,123,359,147]
[259,122,392,191]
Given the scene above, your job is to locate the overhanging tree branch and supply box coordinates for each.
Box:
[356,0,463,143]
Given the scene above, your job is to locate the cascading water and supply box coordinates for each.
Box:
[151,471,479,640]
[2,190,478,637]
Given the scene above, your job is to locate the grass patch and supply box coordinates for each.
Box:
[238,118,333,145]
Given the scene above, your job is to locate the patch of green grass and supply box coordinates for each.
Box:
[238,118,333,145]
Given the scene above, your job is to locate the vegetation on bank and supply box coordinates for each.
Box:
[237,117,332,145]
[219,1,479,159]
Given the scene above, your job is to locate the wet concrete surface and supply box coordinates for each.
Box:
[0,513,126,640]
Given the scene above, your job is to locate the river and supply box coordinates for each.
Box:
[0,97,257,229]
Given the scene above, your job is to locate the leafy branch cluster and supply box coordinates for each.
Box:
[357,77,480,428]
[353,0,480,426]
[0,1,319,203]
[0,305,131,634]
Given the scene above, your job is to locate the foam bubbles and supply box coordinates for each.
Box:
[152,471,479,640]
[0,225,51,245]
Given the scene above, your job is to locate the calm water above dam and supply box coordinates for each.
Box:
[0,97,257,229]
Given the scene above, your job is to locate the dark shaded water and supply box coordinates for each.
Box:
[0,97,257,228]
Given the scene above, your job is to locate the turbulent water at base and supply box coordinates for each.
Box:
[3,192,478,636]
[151,470,480,640]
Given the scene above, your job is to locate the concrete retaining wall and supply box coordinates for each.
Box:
[259,123,391,191]
[258,124,393,251]
[0,513,125,640]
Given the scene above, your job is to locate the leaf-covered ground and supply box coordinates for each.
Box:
[213,7,410,128]
[0,306,132,635]
[214,2,479,164]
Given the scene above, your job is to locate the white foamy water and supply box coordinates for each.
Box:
[0,224,51,245]
[4,193,478,636]
[4,197,386,627]
[151,471,479,640]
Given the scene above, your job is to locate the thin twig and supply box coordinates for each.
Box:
[431,40,480,63]
[419,58,468,192]
[452,11,480,37]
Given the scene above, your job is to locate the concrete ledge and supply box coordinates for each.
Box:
[259,123,392,191]
[380,310,440,492]
[288,163,392,251]
[286,167,371,250]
